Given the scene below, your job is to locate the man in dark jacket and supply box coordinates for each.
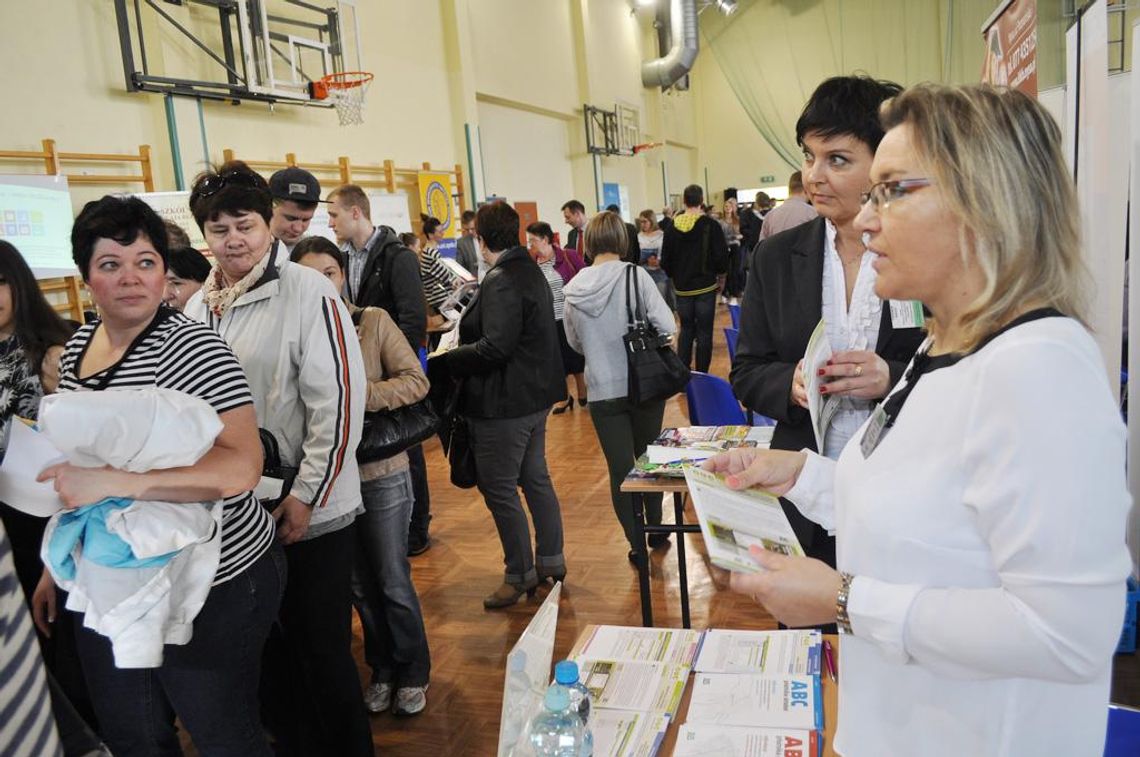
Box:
[327,184,435,555]
[660,184,728,372]
[436,201,567,608]
[605,203,641,264]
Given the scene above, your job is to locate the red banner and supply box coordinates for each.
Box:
[981,0,1038,96]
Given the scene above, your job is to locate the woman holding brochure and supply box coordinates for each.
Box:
[708,84,1131,755]
[729,76,925,577]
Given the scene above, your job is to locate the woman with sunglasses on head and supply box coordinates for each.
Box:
[183,162,373,757]
[36,195,280,756]
[730,76,925,592]
[710,84,1131,756]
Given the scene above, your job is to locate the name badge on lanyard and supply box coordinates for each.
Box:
[889,300,925,329]
[860,404,890,458]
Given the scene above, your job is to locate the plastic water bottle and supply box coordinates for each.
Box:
[553,660,593,755]
[553,660,592,725]
[526,684,585,756]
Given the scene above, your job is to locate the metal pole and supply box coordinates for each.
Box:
[164,94,185,190]
[661,160,668,208]
[197,98,211,171]
[593,153,604,212]
[464,123,477,208]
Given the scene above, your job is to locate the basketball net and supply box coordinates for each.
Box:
[315,72,374,127]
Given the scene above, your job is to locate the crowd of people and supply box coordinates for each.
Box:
[0,74,1133,756]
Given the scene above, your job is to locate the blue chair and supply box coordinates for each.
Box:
[727,303,740,330]
[1105,704,1140,756]
[418,346,428,373]
[724,327,739,362]
[685,372,746,425]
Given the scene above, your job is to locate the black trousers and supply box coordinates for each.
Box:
[260,523,373,757]
[406,443,432,543]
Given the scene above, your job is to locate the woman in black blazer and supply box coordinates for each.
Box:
[440,202,568,609]
[731,76,926,578]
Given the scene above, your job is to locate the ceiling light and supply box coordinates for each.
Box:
[716,0,738,15]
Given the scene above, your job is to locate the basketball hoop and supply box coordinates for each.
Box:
[312,71,374,126]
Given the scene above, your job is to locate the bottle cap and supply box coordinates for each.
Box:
[544,684,570,712]
[554,660,580,685]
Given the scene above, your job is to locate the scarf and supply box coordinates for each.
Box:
[202,247,274,319]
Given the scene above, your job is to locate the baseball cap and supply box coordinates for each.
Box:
[269,167,323,204]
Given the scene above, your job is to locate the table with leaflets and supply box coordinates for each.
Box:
[565,624,840,757]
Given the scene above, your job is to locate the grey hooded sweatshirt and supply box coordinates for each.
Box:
[563,260,676,403]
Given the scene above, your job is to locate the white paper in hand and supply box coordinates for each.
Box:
[0,419,66,516]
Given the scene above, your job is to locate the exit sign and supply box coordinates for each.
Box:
[760,175,776,183]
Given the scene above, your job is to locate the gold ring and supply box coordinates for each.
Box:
[854,364,863,377]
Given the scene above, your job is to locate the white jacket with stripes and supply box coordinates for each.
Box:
[186,245,365,537]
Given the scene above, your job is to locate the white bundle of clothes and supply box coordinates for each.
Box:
[38,387,225,668]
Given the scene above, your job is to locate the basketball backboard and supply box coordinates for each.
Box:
[112,0,362,106]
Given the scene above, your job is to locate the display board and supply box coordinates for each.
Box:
[0,175,77,278]
[137,191,206,250]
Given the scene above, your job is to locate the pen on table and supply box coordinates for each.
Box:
[822,639,837,682]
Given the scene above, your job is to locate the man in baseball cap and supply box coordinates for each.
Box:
[269,167,323,252]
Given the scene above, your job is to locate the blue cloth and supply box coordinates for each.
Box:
[48,498,176,581]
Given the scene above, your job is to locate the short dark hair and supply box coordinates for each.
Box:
[167,246,211,282]
[71,195,169,280]
[188,160,273,231]
[794,75,903,152]
[561,199,585,215]
[0,240,74,376]
[526,221,554,243]
[398,232,418,248]
[421,215,441,238]
[605,204,620,213]
[290,236,346,271]
[682,184,703,207]
[476,201,520,253]
[788,171,804,193]
[163,219,191,248]
[461,209,476,224]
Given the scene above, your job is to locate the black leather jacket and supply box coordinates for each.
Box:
[443,246,566,418]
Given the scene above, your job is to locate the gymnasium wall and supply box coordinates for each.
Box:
[0,1,787,226]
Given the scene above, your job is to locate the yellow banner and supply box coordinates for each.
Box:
[418,172,456,240]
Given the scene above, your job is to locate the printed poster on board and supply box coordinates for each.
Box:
[418,171,457,258]
[981,0,1038,96]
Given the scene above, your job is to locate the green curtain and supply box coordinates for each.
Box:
[702,0,1068,169]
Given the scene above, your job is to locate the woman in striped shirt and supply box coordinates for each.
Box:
[37,195,281,756]
[418,217,461,312]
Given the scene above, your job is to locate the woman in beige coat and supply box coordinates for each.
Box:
[291,237,433,718]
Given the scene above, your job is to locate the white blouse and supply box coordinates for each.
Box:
[820,220,881,459]
[785,317,1131,756]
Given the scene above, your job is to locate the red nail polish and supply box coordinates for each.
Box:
[817,368,826,377]
[826,358,833,365]
[819,386,828,394]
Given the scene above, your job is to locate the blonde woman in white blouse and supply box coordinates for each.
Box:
[708,85,1131,756]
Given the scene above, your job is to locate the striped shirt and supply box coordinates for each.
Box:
[57,310,275,585]
[539,260,566,321]
[0,523,62,757]
[419,245,459,309]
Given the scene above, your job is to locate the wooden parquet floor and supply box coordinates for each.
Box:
[364,304,776,755]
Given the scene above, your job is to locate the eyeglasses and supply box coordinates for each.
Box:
[860,178,933,210]
[194,170,265,199]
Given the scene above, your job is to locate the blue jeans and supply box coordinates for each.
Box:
[676,290,717,373]
[74,544,285,757]
[351,469,431,687]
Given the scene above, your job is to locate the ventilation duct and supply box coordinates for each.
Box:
[641,0,698,90]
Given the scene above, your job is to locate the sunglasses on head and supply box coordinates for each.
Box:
[195,171,265,199]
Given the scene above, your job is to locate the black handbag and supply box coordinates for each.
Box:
[623,264,690,404]
[446,413,478,489]
[357,400,440,463]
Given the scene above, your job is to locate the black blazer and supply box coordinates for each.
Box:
[443,246,566,419]
[353,226,428,351]
[730,218,925,550]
